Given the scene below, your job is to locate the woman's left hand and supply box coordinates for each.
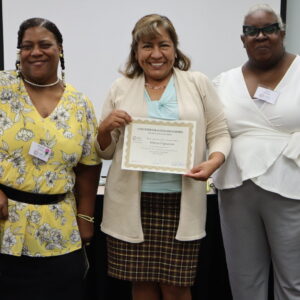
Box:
[184,152,225,181]
[77,216,94,246]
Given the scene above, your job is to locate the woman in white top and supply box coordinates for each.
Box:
[213,4,300,300]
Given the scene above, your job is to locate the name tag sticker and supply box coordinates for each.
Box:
[29,141,51,162]
[254,86,279,104]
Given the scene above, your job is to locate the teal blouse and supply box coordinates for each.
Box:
[141,76,182,193]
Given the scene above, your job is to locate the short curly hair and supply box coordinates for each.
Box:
[243,4,285,31]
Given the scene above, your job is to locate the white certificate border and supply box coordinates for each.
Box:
[122,118,196,174]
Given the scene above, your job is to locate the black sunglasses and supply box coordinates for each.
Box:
[243,23,280,37]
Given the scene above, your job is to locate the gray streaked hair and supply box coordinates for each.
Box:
[244,3,285,31]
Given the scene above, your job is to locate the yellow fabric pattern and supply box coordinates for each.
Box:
[0,70,100,194]
[0,70,101,256]
[1,194,80,257]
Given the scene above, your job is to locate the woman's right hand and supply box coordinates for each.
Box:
[0,189,8,220]
[99,110,132,134]
[97,110,132,150]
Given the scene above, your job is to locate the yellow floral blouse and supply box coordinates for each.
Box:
[0,70,101,257]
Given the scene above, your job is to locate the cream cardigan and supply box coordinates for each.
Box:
[96,68,231,242]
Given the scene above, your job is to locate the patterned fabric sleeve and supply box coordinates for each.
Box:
[78,95,101,166]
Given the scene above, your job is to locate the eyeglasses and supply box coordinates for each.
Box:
[243,23,280,37]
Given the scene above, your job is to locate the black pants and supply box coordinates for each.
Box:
[0,249,86,300]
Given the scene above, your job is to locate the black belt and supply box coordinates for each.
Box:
[0,183,66,205]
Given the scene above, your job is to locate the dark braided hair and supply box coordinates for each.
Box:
[16,17,65,80]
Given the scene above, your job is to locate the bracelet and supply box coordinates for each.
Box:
[77,213,94,223]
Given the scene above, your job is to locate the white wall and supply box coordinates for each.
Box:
[285,0,300,54]
[3,0,280,117]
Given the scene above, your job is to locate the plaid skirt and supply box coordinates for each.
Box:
[107,192,201,286]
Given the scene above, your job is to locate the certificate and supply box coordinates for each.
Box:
[122,118,196,174]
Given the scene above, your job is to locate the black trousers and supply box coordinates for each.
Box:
[0,249,86,300]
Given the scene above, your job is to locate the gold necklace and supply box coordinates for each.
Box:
[145,82,166,90]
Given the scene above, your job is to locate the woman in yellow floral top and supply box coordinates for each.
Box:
[0,18,101,300]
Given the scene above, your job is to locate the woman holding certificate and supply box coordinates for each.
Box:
[213,4,300,300]
[96,14,230,300]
